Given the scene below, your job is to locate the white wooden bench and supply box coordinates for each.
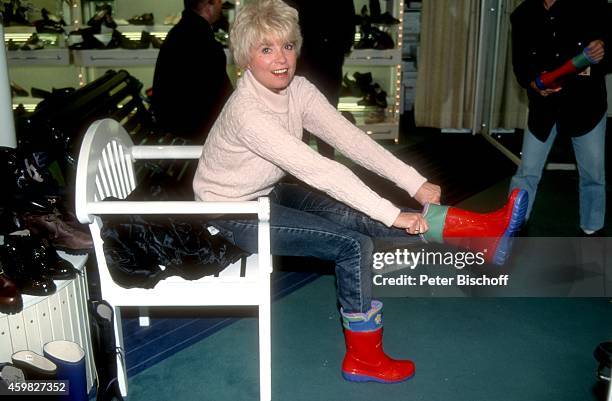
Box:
[75,118,272,400]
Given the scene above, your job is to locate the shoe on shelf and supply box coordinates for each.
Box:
[128,13,154,26]
[22,211,93,254]
[371,28,395,50]
[20,33,45,50]
[35,8,66,34]
[7,39,20,51]
[118,30,152,50]
[28,235,79,280]
[0,235,57,296]
[0,271,23,315]
[12,351,57,380]
[87,4,117,30]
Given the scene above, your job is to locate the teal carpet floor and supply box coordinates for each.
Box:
[125,275,612,401]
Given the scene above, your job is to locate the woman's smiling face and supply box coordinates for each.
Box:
[248,36,297,93]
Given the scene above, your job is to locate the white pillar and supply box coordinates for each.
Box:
[0,14,17,148]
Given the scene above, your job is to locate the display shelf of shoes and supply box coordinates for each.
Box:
[341,0,405,141]
[71,24,166,67]
[0,252,96,392]
[4,26,70,66]
[71,24,233,66]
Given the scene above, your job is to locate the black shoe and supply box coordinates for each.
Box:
[128,13,154,26]
[0,235,57,296]
[29,235,79,280]
[353,72,373,92]
[341,73,367,97]
[119,30,151,50]
[371,28,395,49]
[87,4,117,30]
[0,147,62,203]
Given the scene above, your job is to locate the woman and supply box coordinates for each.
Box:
[193,0,527,384]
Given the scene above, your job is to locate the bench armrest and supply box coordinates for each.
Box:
[131,145,203,160]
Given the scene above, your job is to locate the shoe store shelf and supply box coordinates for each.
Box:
[72,48,232,67]
[346,49,402,66]
[0,252,96,391]
[359,122,400,140]
[6,49,71,66]
[72,48,160,67]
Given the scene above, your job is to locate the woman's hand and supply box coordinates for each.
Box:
[414,182,441,206]
[586,39,605,63]
[393,212,429,235]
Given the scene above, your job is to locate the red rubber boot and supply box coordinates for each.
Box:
[423,188,528,265]
[536,49,596,90]
[341,301,415,383]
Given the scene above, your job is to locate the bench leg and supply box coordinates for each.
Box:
[113,306,129,397]
[259,285,271,401]
[139,307,150,327]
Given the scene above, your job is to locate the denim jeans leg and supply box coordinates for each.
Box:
[510,125,557,219]
[272,183,424,243]
[212,199,375,313]
[572,115,607,232]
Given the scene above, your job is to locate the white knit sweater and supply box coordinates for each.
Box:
[193,70,427,227]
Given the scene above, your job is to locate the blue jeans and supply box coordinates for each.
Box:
[510,115,607,232]
[211,183,423,313]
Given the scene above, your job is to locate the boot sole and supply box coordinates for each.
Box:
[342,371,415,383]
[492,189,528,265]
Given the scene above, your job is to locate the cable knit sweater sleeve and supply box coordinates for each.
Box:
[297,79,428,197]
[237,108,402,227]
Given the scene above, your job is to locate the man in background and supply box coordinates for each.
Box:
[287,0,356,159]
[152,0,232,144]
[509,0,608,235]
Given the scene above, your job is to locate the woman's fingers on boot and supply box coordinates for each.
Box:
[394,212,428,234]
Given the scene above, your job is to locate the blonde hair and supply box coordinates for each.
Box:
[230,0,302,69]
